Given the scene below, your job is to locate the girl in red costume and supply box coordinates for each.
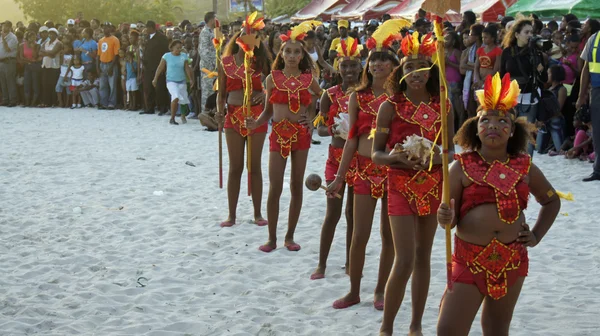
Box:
[310,37,362,280]
[327,20,406,310]
[372,31,454,336]
[246,22,322,253]
[437,73,561,336]
[216,13,271,228]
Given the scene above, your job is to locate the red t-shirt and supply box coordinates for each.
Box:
[477,46,502,69]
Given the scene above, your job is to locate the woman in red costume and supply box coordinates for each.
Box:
[437,73,561,335]
[327,19,406,310]
[372,31,454,336]
[246,22,322,253]
[310,37,362,280]
[216,13,271,228]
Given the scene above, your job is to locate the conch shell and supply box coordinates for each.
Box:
[389,135,439,165]
[333,113,350,140]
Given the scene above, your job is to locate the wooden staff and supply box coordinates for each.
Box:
[213,20,224,189]
[433,17,453,290]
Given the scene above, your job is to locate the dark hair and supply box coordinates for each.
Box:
[500,16,514,28]
[567,20,582,30]
[446,31,461,49]
[268,30,281,59]
[589,19,600,35]
[549,64,566,82]
[204,12,216,24]
[272,40,314,73]
[169,39,183,49]
[354,51,400,92]
[575,106,591,123]
[91,19,100,25]
[305,30,316,40]
[454,114,535,155]
[386,60,440,95]
[547,20,558,31]
[470,24,484,39]
[482,25,498,40]
[382,14,391,20]
[146,21,156,30]
[464,11,476,25]
[532,19,543,34]
[563,14,578,24]
[222,31,272,76]
[79,20,90,28]
[3,20,13,28]
[502,19,532,48]
[566,34,580,43]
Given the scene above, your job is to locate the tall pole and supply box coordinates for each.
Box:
[213,0,218,14]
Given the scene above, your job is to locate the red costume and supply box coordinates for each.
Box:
[321,85,357,185]
[386,94,445,216]
[350,89,389,199]
[452,151,532,300]
[222,55,267,136]
[268,70,313,158]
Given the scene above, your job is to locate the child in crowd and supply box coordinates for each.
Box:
[66,55,85,108]
[549,31,564,64]
[565,108,594,161]
[560,34,580,85]
[56,43,74,107]
[125,51,138,110]
[75,71,100,107]
[119,48,127,109]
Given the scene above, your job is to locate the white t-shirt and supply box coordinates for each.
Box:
[70,65,85,80]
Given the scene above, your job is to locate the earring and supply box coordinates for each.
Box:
[510,133,514,137]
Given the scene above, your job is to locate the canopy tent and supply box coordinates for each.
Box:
[271,15,292,24]
[461,0,518,22]
[333,0,403,21]
[292,0,351,22]
[387,0,462,23]
[506,0,600,19]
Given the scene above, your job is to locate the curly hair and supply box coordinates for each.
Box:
[385,61,440,95]
[353,51,399,92]
[454,112,536,156]
[272,40,315,73]
[222,31,272,77]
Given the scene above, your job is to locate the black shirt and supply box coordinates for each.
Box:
[500,45,547,94]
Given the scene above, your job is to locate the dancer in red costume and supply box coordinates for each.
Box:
[437,73,560,336]
[372,31,454,336]
[310,37,362,280]
[246,22,322,253]
[327,19,407,310]
[216,13,271,228]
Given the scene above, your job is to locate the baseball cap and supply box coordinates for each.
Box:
[48,28,59,35]
[338,20,349,29]
[67,19,75,25]
[39,26,49,32]
[130,23,138,30]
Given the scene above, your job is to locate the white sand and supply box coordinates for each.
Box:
[1,107,598,336]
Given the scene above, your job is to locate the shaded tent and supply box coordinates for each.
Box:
[506,0,600,19]
[387,0,462,23]
[333,0,403,21]
[461,0,518,22]
[292,0,351,22]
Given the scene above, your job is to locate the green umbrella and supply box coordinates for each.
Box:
[506,0,600,19]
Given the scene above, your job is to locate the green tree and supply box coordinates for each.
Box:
[13,0,183,24]
[264,0,310,18]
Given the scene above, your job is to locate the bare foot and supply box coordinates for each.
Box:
[220,217,236,227]
[333,292,361,309]
[284,239,301,251]
[259,240,277,253]
[254,217,268,226]
[379,332,392,336]
[311,266,325,280]
[373,292,384,310]
[408,325,423,336]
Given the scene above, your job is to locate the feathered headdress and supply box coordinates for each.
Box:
[475,73,520,118]
[212,19,224,51]
[242,11,265,35]
[400,31,436,61]
[336,37,362,63]
[365,19,411,52]
[280,21,322,44]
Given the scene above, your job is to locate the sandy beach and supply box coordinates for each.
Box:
[1,107,599,336]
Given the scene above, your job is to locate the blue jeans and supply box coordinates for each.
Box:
[516,103,538,156]
[99,62,117,108]
[24,62,41,105]
[536,116,565,153]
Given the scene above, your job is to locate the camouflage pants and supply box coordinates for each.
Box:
[200,70,215,115]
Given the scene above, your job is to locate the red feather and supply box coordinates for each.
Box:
[400,35,412,56]
[280,31,291,42]
[340,39,348,56]
[296,33,307,41]
[382,35,395,49]
[215,19,220,28]
[366,37,376,50]
[419,32,436,57]
[483,75,494,108]
[498,73,512,103]
[349,38,358,56]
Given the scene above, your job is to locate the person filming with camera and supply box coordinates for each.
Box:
[500,19,549,156]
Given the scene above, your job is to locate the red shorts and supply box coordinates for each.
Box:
[324,145,357,186]
[387,167,442,216]
[452,235,529,300]
[354,155,388,199]
[224,104,267,137]
[269,119,311,159]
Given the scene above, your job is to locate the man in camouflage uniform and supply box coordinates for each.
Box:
[198,12,218,130]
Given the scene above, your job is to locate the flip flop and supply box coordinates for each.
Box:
[220,221,235,228]
[285,243,301,251]
[254,219,268,226]
[259,244,277,253]
[373,300,384,311]
[310,273,325,280]
[333,297,361,309]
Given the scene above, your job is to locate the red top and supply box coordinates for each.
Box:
[476,46,502,69]
[348,89,389,139]
[386,93,444,152]
[269,70,313,114]
[222,55,263,93]
[457,151,531,224]
[325,85,350,127]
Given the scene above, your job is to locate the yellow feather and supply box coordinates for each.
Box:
[247,11,258,25]
[411,32,420,56]
[556,191,574,201]
[371,19,411,49]
[475,89,485,107]
[490,73,501,110]
[499,79,521,110]
[368,128,376,139]
[313,114,326,127]
[290,21,322,41]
